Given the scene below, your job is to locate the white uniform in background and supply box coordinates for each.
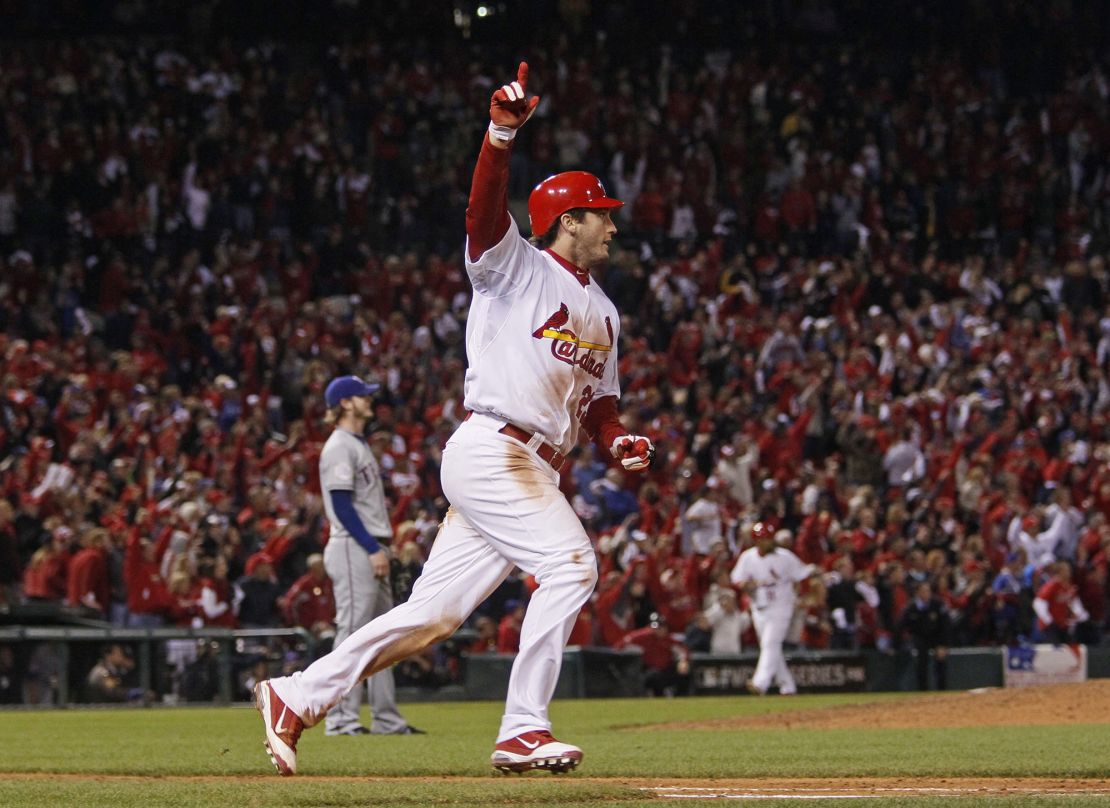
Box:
[730,545,816,694]
[704,596,750,655]
[684,495,723,555]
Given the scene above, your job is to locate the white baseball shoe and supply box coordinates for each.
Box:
[254,681,304,776]
[491,730,583,774]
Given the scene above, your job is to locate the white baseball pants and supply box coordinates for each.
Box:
[271,414,598,742]
[322,536,407,734]
[750,607,797,695]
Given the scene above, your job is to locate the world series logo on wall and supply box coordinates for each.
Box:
[690,654,868,693]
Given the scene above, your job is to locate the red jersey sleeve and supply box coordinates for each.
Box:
[581,395,625,459]
[465,137,513,261]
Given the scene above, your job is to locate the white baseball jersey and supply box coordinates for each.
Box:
[730,547,813,613]
[463,214,621,455]
[319,427,393,541]
[684,497,723,554]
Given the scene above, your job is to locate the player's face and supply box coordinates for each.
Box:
[575,209,617,267]
[346,395,374,420]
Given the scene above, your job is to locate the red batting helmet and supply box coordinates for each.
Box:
[527,171,623,237]
[751,521,775,541]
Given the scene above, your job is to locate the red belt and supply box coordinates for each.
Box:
[463,412,566,471]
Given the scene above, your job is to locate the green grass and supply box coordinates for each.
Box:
[0,781,1107,808]
[0,693,1107,806]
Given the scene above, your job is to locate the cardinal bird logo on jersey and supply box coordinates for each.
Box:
[532,303,570,339]
[532,304,612,379]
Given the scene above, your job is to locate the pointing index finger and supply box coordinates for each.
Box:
[517,61,529,91]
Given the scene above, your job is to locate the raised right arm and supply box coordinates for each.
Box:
[465,62,539,263]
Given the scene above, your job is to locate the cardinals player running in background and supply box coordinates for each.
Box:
[1033,561,1090,644]
[731,522,819,695]
[252,61,655,776]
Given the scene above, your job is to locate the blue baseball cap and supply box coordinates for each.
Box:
[325,375,381,408]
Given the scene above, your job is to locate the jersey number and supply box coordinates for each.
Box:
[576,385,595,422]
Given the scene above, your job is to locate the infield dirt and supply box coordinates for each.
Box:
[646,680,1110,731]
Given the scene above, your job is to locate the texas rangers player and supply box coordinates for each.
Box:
[254,61,654,776]
[317,375,419,736]
[730,522,819,695]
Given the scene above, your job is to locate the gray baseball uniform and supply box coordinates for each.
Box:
[319,427,407,735]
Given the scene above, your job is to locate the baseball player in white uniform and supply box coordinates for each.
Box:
[730,522,819,695]
[317,375,420,736]
[254,61,655,776]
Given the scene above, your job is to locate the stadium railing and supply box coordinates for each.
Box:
[0,625,316,706]
[3,626,1107,705]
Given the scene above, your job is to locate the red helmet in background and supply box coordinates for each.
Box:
[751,521,775,542]
[527,171,623,237]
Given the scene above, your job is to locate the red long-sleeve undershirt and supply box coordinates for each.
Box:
[581,394,626,457]
[465,136,513,261]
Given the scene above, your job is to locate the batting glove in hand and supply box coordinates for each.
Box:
[611,435,655,472]
[489,62,539,141]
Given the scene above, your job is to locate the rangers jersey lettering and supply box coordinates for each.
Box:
[319,428,392,541]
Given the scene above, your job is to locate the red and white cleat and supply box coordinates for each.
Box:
[254,681,304,776]
[490,730,583,774]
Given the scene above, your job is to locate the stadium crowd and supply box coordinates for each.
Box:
[1,0,1109,698]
